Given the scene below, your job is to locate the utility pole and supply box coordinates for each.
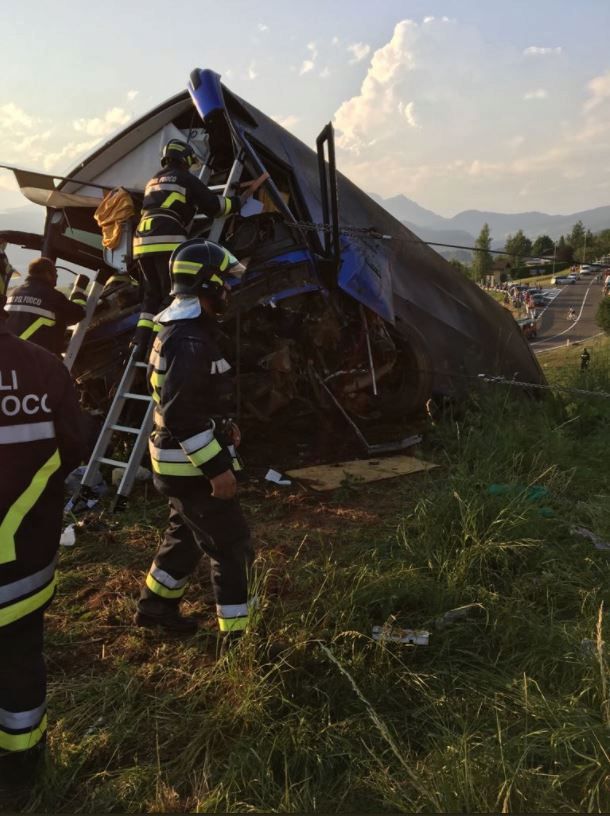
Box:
[552,240,557,277]
[583,230,588,266]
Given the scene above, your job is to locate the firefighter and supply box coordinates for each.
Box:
[132,138,248,359]
[0,256,83,787]
[135,238,254,648]
[5,257,87,356]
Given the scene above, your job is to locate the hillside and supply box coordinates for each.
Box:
[10,338,610,813]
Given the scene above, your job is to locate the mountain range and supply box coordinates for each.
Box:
[2,195,610,271]
[369,193,610,260]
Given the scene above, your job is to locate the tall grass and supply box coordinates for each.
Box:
[17,349,610,813]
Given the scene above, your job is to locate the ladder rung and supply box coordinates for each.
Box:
[134,361,149,369]
[122,392,152,402]
[110,424,140,434]
[99,457,128,468]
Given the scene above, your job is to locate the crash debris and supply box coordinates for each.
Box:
[285,454,437,491]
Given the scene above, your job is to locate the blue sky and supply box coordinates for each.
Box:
[2,0,610,216]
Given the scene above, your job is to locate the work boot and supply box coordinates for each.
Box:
[0,740,46,801]
[133,607,198,635]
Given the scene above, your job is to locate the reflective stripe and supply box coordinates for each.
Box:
[218,616,248,633]
[150,564,189,590]
[210,274,224,285]
[181,427,215,454]
[0,421,55,445]
[210,358,231,374]
[0,449,61,565]
[219,253,229,272]
[138,318,155,330]
[5,304,56,320]
[217,602,249,618]
[0,576,56,627]
[149,350,166,371]
[161,192,187,209]
[0,714,47,752]
[0,701,46,731]
[71,296,87,306]
[19,317,56,341]
[145,573,186,599]
[189,439,222,466]
[150,446,189,463]
[151,390,160,404]
[133,234,186,245]
[137,217,153,232]
[145,183,187,196]
[0,556,57,605]
[150,371,166,388]
[218,196,232,216]
[133,243,182,256]
[173,260,203,275]
[150,460,200,477]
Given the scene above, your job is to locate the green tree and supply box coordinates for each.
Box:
[596,297,610,333]
[504,229,532,265]
[555,235,574,263]
[472,223,493,282]
[531,234,554,257]
[569,220,585,249]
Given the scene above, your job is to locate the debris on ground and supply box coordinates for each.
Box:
[286,454,437,491]
[571,525,610,551]
[264,468,292,486]
[435,603,485,628]
[372,625,430,645]
[59,525,76,547]
[111,465,151,487]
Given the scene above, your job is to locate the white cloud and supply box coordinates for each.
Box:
[300,41,318,75]
[583,69,610,112]
[331,17,610,212]
[320,67,331,79]
[347,42,371,64]
[257,23,268,32]
[42,139,101,171]
[423,16,435,23]
[331,36,340,46]
[126,89,139,101]
[272,114,300,130]
[0,102,37,133]
[523,88,548,100]
[523,46,562,56]
[73,107,131,137]
[247,62,258,80]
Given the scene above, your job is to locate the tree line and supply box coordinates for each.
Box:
[452,221,610,282]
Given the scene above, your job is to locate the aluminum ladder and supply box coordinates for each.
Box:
[72,347,154,511]
[73,155,246,509]
[63,268,110,372]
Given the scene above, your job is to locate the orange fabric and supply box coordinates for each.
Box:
[94,188,136,249]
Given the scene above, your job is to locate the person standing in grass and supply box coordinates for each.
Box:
[0,254,83,790]
[580,348,590,371]
[134,238,254,653]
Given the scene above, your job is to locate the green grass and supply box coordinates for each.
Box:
[14,344,610,813]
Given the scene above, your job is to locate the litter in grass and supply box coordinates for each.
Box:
[265,468,292,486]
[286,454,437,491]
[435,603,485,628]
[60,525,76,547]
[487,483,550,501]
[372,625,429,645]
[571,525,610,551]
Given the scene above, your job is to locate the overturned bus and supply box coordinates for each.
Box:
[1,68,545,453]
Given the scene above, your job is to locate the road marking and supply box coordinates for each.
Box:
[531,278,596,348]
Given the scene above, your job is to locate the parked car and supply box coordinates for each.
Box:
[567,273,580,281]
[579,265,595,275]
[530,294,546,307]
[551,276,576,285]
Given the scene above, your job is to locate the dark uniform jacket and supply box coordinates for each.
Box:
[133,165,239,258]
[147,312,241,482]
[0,320,83,628]
[5,277,86,355]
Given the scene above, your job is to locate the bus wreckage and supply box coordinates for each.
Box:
[1,68,544,456]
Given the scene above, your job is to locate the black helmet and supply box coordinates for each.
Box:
[161,139,198,168]
[169,239,246,298]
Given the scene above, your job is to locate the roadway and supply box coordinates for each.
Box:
[530,276,605,354]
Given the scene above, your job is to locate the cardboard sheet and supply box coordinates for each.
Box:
[285,454,438,491]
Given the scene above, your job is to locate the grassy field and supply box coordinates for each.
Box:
[16,341,610,813]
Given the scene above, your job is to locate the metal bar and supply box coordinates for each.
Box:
[99,457,128,468]
[110,425,140,434]
[115,401,155,500]
[63,269,108,371]
[360,305,378,396]
[316,125,331,257]
[325,124,341,265]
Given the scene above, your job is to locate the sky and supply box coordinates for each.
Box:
[2,0,610,217]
